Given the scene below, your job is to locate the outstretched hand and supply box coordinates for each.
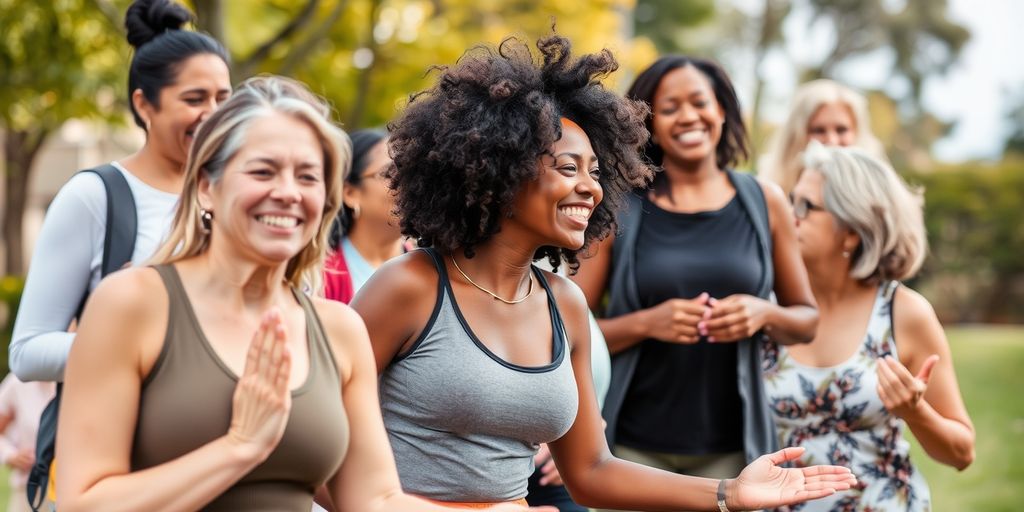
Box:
[728,447,856,510]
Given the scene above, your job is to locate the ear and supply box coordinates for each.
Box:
[341,181,361,210]
[842,229,861,255]
[197,172,214,212]
[132,89,153,129]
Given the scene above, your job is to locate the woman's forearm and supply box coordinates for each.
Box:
[565,456,721,511]
[902,402,975,471]
[61,436,263,512]
[764,304,817,346]
[596,311,650,355]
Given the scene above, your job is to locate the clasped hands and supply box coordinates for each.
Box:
[644,292,770,344]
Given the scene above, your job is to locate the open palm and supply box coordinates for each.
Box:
[731,447,857,510]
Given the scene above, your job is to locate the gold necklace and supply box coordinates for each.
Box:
[450,255,535,305]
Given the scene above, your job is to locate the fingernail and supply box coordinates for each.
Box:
[708,336,716,343]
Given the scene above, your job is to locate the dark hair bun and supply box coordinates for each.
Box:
[125,0,194,49]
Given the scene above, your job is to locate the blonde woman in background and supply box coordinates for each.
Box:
[759,80,887,194]
[762,142,974,511]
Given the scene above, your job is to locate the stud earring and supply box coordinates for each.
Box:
[200,209,213,232]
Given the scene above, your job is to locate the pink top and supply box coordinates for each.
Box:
[0,374,56,488]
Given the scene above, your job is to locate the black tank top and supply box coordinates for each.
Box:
[617,194,763,454]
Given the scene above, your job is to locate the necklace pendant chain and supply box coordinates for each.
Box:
[450,255,535,305]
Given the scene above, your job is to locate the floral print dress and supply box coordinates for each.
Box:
[762,282,930,511]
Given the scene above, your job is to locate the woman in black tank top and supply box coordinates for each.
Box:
[354,34,855,511]
[571,56,820,502]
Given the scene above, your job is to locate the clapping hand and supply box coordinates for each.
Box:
[226,308,293,462]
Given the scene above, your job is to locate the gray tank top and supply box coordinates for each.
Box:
[379,249,579,502]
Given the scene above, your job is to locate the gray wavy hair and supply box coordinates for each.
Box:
[803,141,926,283]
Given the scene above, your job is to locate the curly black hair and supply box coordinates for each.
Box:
[386,34,653,273]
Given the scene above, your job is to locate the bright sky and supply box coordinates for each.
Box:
[728,0,1024,162]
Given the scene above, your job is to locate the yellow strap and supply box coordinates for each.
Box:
[47,458,58,501]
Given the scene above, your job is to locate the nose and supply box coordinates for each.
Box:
[270,173,302,203]
[198,98,219,122]
[676,103,700,124]
[823,130,841,146]
[575,171,602,202]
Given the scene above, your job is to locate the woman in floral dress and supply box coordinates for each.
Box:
[763,142,975,511]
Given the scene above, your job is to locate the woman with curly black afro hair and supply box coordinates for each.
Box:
[352,35,855,511]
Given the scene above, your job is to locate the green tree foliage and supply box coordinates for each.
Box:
[909,159,1024,323]
[193,0,684,129]
[631,0,715,53]
[0,0,129,275]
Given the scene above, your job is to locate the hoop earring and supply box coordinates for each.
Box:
[200,209,213,233]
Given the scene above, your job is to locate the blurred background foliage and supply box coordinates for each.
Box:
[1,0,1022,328]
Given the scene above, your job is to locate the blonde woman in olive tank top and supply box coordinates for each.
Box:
[55,77,540,512]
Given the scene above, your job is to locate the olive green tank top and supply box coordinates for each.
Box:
[131,265,348,511]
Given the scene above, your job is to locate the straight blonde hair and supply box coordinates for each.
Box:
[150,76,350,293]
[760,79,886,194]
[803,141,926,284]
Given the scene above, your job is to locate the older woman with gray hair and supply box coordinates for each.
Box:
[762,142,975,511]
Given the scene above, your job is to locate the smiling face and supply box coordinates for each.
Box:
[510,119,603,250]
[650,65,724,168]
[200,112,327,266]
[135,53,232,168]
[807,101,857,147]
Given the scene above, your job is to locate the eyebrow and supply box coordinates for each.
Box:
[245,157,324,170]
[179,87,232,96]
[553,151,598,163]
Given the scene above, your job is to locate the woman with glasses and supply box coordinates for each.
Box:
[323,129,408,303]
[763,141,975,511]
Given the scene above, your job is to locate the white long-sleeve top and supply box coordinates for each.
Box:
[9,162,178,382]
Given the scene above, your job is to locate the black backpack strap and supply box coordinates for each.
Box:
[27,163,138,511]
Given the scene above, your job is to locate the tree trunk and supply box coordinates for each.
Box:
[193,0,226,48]
[2,129,47,275]
[346,0,383,129]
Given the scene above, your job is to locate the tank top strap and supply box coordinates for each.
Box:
[531,266,568,358]
[862,280,898,358]
[420,247,451,288]
[290,287,340,377]
[883,280,900,301]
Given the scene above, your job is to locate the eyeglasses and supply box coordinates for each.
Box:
[790,194,826,220]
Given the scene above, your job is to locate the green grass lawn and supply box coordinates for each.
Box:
[0,326,1019,510]
[908,325,1024,511]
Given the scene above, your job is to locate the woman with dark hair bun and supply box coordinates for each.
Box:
[11,0,230,379]
[572,56,820,510]
[354,35,854,511]
[9,1,229,506]
[323,129,408,303]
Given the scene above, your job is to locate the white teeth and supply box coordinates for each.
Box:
[257,215,299,228]
[559,206,592,220]
[677,130,705,144]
